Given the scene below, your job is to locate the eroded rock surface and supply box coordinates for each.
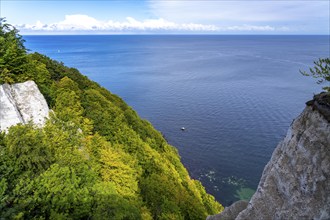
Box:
[0,81,49,132]
[236,105,330,220]
[208,93,330,220]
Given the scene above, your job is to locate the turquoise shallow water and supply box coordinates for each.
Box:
[24,35,330,205]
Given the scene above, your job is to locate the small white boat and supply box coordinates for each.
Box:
[181,127,185,131]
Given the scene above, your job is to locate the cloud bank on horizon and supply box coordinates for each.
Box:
[17,15,219,33]
[16,14,288,34]
[2,0,329,34]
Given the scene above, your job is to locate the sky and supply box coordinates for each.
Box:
[0,0,329,35]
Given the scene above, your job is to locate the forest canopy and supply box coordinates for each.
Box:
[0,19,223,219]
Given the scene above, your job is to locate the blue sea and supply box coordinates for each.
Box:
[24,35,330,206]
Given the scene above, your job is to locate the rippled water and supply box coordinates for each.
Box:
[24,35,329,205]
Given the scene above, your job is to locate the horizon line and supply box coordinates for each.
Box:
[21,33,330,36]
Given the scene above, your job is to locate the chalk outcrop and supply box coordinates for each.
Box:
[0,81,49,132]
[208,93,330,220]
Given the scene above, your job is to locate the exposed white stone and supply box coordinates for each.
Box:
[0,84,24,131]
[207,105,330,220]
[0,81,49,132]
[235,107,330,220]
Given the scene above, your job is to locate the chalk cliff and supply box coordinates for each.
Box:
[208,93,330,220]
[0,81,49,132]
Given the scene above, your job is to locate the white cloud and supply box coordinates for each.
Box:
[57,15,102,30]
[17,14,219,33]
[16,14,288,34]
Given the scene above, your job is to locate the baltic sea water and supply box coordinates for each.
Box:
[24,35,330,205]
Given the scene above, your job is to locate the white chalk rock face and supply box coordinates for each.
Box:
[0,84,24,130]
[0,81,49,132]
[236,106,330,220]
[207,94,330,220]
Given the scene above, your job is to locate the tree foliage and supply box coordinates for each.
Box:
[0,20,223,219]
[301,58,330,92]
[0,18,27,84]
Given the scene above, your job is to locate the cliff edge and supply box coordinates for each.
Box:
[0,80,49,132]
[208,93,330,220]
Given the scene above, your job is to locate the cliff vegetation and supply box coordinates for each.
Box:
[0,19,223,219]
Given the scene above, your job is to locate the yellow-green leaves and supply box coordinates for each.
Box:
[100,146,141,198]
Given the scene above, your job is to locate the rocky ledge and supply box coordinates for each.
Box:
[209,93,330,220]
[306,92,330,123]
[0,81,49,132]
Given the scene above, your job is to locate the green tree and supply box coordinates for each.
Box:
[99,146,141,198]
[4,124,53,175]
[31,164,93,219]
[0,18,28,83]
[301,58,330,91]
[81,88,121,139]
[91,182,142,220]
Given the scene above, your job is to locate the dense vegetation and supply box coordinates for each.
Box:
[0,19,223,219]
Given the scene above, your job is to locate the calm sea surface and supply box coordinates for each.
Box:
[24,35,330,206]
